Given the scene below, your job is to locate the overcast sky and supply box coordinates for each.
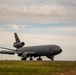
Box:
[0,0,76,60]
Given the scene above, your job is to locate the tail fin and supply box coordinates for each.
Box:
[14,33,20,43]
[14,33,25,48]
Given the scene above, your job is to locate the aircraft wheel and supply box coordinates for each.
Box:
[51,58,54,61]
[30,57,33,60]
[21,58,26,60]
[37,58,42,60]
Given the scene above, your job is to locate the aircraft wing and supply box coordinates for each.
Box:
[0,47,15,51]
[0,50,15,54]
[0,47,15,54]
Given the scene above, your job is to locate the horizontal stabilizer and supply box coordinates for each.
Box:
[0,47,15,51]
[0,51,15,54]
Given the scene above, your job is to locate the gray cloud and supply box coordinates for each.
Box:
[0,3,76,23]
[1,0,76,6]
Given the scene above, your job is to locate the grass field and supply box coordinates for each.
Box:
[0,61,76,75]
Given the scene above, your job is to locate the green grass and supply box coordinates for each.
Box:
[0,61,76,75]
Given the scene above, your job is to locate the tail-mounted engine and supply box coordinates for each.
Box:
[13,42,25,48]
[14,33,25,48]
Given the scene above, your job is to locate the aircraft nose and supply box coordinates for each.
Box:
[60,49,62,53]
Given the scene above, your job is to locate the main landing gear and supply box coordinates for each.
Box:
[29,57,33,60]
[21,57,33,60]
[51,58,54,61]
[21,56,42,61]
[37,56,42,60]
[21,58,27,60]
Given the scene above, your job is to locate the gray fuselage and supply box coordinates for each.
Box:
[17,45,62,57]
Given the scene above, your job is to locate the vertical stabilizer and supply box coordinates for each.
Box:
[14,33,20,43]
[13,33,25,48]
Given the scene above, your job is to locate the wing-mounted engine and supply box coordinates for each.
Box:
[13,42,25,48]
[21,52,28,58]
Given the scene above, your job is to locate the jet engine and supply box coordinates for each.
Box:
[13,42,25,48]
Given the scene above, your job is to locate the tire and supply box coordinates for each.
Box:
[37,58,42,60]
[30,58,33,60]
[21,58,26,60]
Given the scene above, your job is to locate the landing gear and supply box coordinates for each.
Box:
[51,58,54,61]
[37,58,42,60]
[37,56,42,60]
[21,58,27,60]
[47,56,54,61]
[30,57,33,60]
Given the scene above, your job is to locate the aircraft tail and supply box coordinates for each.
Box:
[14,33,20,43]
[13,33,25,48]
